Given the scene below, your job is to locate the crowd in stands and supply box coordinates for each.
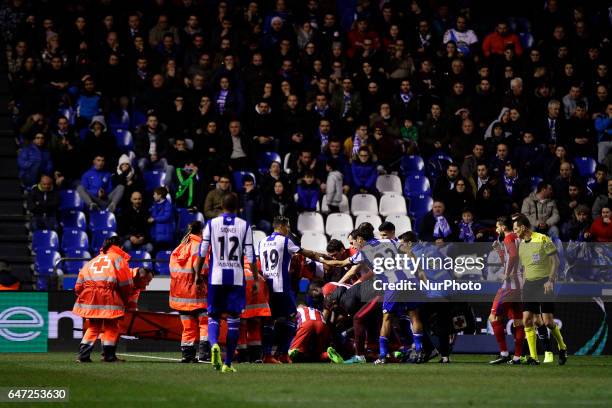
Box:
[5,0,612,286]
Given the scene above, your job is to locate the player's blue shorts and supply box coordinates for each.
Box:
[269,291,297,318]
[382,290,420,315]
[207,284,246,316]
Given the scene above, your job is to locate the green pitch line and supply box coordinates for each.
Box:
[1,353,611,408]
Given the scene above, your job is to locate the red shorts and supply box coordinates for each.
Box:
[491,288,523,320]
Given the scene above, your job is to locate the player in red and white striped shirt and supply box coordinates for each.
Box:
[489,216,525,365]
[288,304,342,363]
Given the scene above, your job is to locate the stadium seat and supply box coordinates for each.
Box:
[426,153,453,179]
[385,214,412,235]
[154,250,172,275]
[61,228,89,253]
[176,208,205,235]
[408,194,433,226]
[60,210,87,230]
[129,250,153,269]
[144,170,165,191]
[330,233,351,249]
[131,109,146,129]
[252,229,267,255]
[90,229,116,252]
[325,213,354,236]
[400,155,425,176]
[300,232,328,252]
[257,151,282,174]
[404,174,432,196]
[232,171,257,191]
[320,194,350,214]
[574,157,597,178]
[32,230,59,252]
[379,193,407,217]
[351,194,378,216]
[297,212,325,234]
[530,176,543,192]
[62,249,91,275]
[35,249,61,276]
[59,189,83,211]
[109,109,130,130]
[114,129,134,152]
[355,213,382,231]
[376,174,402,194]
[89,210,117,232]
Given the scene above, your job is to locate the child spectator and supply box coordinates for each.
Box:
[325,159,344,213]
[148,186,175,249]
[457,209,484,243]
[296,170,320,212]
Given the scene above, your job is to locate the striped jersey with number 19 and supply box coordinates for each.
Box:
[258,232,300,293]
[199,213,254,286]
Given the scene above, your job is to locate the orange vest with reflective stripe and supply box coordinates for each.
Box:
[241,258,271,318]
[73,246,133,319]
[0,282,19,291]
[169,234,207,311]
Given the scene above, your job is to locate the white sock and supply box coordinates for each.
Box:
[500,351,509,357]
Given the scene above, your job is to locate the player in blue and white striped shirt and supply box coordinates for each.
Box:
[195,193,258,373]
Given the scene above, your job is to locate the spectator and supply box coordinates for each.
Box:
[325,159,344,214]
[561,205,591,241]
[148,186,174,249]
[442,15,478,57]
[27,174,59,230]
[18,132,53,187]
[52,134,85,189]
[350,147,377,194]
[482,20,523,59]
[239,175,261,227]
[558,182,589,223]
[119,191,153,253]
[595,103,612,163]
[261,161,291,196]
[446,179,475,221]
[592,179,612,219]
[562,84,589,119]
[83,115,118,168]
[419,200,457,243]
[457,209,485,243]
[296,170,320,212]
[134,113,169,172]
[433,163,461,203]
[221,120,253,171]
[203,175,231,219]
[473,184,505,227]
[170,160,205,212]
[76,155,124,212]
[521,182,560,238]
[513,131,543,177]
[259,180,297,232]
[75,76,101,125]
[585,206,612,242]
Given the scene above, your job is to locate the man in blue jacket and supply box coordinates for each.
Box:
[76,155,125,212]
[18,133,53,187]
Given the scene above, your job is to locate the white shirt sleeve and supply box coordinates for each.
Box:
[287,238,301,255]
[243,224,255,263]
[199,220,211,257]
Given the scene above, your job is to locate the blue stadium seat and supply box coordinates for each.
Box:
[59,189,83,211]
[257,152,282,174]
[155,250,172,275]
[144,170,165,191]
[574,157,597,178]
[176,208,205,235]
[90,230,116,252]
[79,127,88,141]
[232,171,257,191]
[426,153,453,179]
[58,106,76,125]
[109,109,130,130]
[35,249,61,276]
[62,249,91,275]
[530,176,543,192]
[114,129,134,152]
[403,174,432,196]
[89,210,117,232]
[400,155,425,177]
[129,250,152,269]
[408,194,433,227]
[131,109,146,129]
[61,228,89,253]
[60,210,87,230]
[32,230,59,252]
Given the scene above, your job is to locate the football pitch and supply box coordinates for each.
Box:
[1,353,611,407]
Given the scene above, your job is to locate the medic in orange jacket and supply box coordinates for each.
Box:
[169,221,209,363]
[237,258,270,362]
[126,267,154,310]
[73,237,133,363]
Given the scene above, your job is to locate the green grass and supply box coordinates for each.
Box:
[1,353,611,407]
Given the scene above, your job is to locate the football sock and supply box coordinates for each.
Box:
[413,333,423,352]
[400,317,413,352]
[525,326,538,360]
[514,325,525,357]
[224,317,240,366]
[491,320,507,353]
[208,316,219,346]
[278,320,296,354]
[379,336,389,358]
[550,324,567,350]
[262,324,274,356]
[537,324,551,352]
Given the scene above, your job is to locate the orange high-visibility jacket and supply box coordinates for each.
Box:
[127,268,143,310]
[169,234,207,311]
[73,245,133,319]
[241,258,271,319]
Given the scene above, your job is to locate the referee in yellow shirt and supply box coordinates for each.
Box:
[513,214,567,365]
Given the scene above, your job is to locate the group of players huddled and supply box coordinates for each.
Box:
[74,193,568,371]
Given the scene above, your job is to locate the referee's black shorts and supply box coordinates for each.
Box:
[522,277,555,314]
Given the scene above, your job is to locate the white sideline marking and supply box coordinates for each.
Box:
[116,353,181,362]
